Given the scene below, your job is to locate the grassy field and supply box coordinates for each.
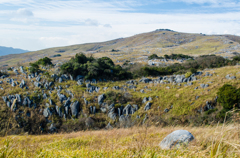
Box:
[0,123,240,157]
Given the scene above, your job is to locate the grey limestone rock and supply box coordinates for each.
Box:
[70,101,80,118]
[144,102,152,111]
[98,94,105,105]
[2,96,8,102]
[36,76,41,82]
[122,104,132,115]
[142,97,148,103]
[159,130,194,149]
[105,122,113,130]
[164,108,169,113]
[59,77,63,83]
[48,123,57,133]
[139,78,152,83]
[76,75,84,81]
[43,107,51,117]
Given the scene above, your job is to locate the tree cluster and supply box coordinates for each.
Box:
[134,55,233,78]
[60,53,132,80]
[148,53,193,60]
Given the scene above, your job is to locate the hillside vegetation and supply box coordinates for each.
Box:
[1,54,240,136]
[1,29,240,68]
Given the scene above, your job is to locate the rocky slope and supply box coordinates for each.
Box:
[0,63,240,134]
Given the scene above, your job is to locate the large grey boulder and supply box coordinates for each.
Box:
[159,130,194,149]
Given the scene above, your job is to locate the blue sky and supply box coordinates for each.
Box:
[0,0,240,51]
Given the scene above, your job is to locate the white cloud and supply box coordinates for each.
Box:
[16,8,33,16]
[84,19,99,26]
[0,0,240,51]
[103,24,112,28]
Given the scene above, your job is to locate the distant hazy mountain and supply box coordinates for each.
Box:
[0,46,29,56]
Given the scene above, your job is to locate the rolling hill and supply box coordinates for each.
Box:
[1,29,240,67]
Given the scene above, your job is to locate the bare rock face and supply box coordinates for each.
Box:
[159,130,194,149]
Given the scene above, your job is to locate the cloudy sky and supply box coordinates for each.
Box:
[1,0,240,51]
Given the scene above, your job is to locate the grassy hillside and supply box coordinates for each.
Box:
[1,29,240,68]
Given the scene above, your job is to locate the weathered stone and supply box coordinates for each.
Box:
[204,101,214,111]
[112,86,120,90]
[159,130,194,149]
[77,80,83,85]
[36,76,41,82]
[70,101,80,118]
[100,107,107,113]
[103,87,108,90]
[23,97,31,107]
[105,122,113,130]
[48,123,57,133]
[123,104,132,115]
[43,107,51,117]
[85,117,95,127]
[144,102,152,111]
[59,77,63,83]
[139,78,152,83]
[164,108,169,113]
[76,75,84,81]
[98,94,105,105]
[2,96,8,102]
[142,97,148,103]
[93,106,96,114]
[56,106,63,117]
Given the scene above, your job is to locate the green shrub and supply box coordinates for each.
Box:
[233,55,240,61]
[36,57,53,66]
[29,63,39,73]
[185,72,192,78]
[148,54,160,60]
[190,68,197,74]
[217,84,240,110]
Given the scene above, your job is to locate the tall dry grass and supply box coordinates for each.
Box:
[0,121,239,157]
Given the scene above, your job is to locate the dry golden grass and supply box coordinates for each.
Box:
[0,122,240,157]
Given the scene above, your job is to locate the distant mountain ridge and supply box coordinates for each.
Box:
[0,46,28,56]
